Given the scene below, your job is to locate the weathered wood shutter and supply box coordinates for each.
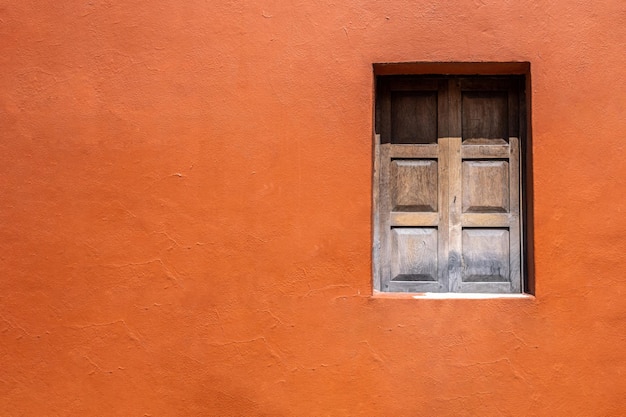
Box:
[374,76,523,293]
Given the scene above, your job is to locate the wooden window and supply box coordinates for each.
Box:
[373,73,530,293]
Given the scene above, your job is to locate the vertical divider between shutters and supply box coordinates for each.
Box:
[447,79,463,292]
[437,80,450,292]
[448,138,463,291]
[438,139,450,292]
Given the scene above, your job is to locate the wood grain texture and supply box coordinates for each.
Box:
[447,137,463,292]
[391,228,438,282]
[462,91,508,142]
[446,78,463,292]
[462,228,510,283]
[462,160,510,213]
[508,137,522,292]
[378,142,392,290]
[461,144,509,159]
[461,213,515,227]
[437,126,450,292]
[391,91,437,144]
[391,159,437,212]
[389,144,438,158]
[390,212,439,227]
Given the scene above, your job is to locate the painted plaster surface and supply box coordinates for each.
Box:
[1,1,625,415]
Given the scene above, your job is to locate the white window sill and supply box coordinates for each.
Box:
[373,291,535,300]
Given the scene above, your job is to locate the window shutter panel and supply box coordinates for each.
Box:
[452,78,522,293]
[375,79,449,292]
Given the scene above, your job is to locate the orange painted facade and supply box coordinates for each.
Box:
[1,1,625,416]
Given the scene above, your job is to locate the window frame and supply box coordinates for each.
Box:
[372,62,534,295]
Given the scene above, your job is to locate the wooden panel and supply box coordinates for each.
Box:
[378,143,392,291]
[391,91,437,144]
[391,159,438,212]
[459,77,515,91]
[462,229,510,283]
[379,80,392,142]
[390,212,438,227]
[436,134,450,292]
[388,78,440,91]
[461,213,514,227]
[462,160,510,213]
[461,144,509,159]
[462,91,508,143]
[447,140,463,292]
[387,279,443,293]
[446,81,463,293]
[508,85,519,137]
[456,282,513,294]
[390,228,438,282]
[389,144,438,159]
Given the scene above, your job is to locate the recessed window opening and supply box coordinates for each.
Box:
[372,62,533,294]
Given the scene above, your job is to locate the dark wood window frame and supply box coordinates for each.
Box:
[372,63,534,294]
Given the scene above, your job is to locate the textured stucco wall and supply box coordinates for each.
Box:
[1,1,625,416]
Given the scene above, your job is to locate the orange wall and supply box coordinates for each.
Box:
[1,1,625,416]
